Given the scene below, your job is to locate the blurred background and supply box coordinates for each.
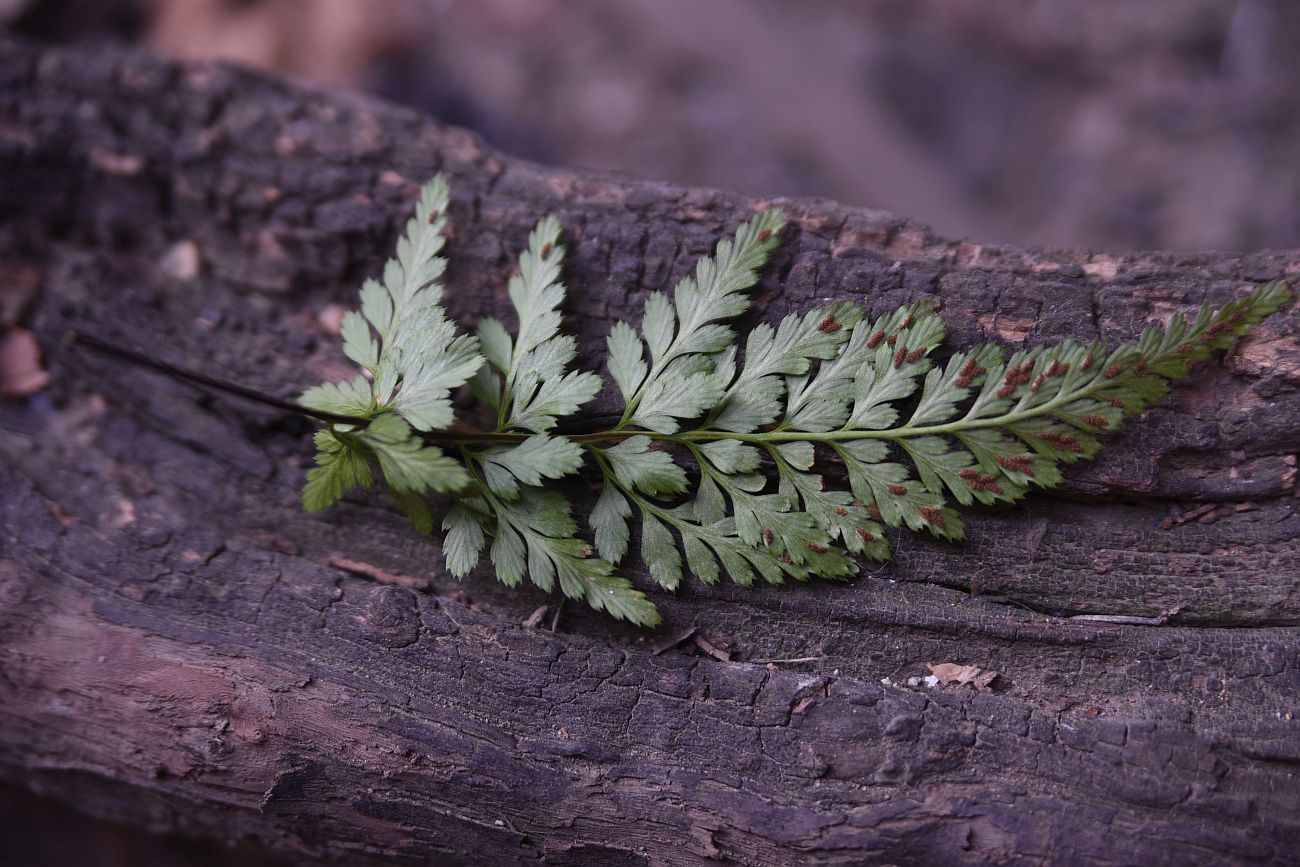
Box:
[2,1,1299,864]
[6,0,1300,252]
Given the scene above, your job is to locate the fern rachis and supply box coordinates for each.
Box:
[297,174,1291,626]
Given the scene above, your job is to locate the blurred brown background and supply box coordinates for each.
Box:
[8,0,1300,251]
[2,0,1299,864]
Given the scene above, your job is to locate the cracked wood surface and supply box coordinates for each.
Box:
[1,36,1299,867]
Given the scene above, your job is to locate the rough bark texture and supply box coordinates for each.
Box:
[2,35,1299,867]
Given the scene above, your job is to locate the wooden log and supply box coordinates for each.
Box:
[1,35,1298,866]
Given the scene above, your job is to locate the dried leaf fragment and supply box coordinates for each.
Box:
[0,327,50,397]
[926,662,997,689]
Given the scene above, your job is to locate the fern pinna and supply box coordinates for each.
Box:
[300,175,1290,626]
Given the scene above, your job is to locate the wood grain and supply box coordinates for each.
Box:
[1,35,1298,866]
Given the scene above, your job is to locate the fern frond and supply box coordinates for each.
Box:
[299,176,481,515]
[609,209,786,432]
[470,214,603,432]
[444,213,653,623]
[300,174,1290,627]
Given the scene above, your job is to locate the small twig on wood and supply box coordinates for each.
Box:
[748,656,825,665]
[693,634,731,662]
[327,555,429,590]
[1068,613,1170,626]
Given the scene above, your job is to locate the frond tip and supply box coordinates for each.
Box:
[300,173,1290,626]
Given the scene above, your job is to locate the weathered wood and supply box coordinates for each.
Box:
[1,35,1298,866]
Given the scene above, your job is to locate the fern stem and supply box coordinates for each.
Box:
[69,330,367,427]
[71,322,1150,453]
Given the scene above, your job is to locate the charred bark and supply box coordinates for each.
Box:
[1,35,1298,866]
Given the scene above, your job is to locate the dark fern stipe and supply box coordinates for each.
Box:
[299,175,1291,626]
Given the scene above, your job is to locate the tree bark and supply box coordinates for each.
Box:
[1,35,1298,867]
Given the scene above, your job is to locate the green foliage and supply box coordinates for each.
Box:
[301,174,1291,626]
[299,176,478,512]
